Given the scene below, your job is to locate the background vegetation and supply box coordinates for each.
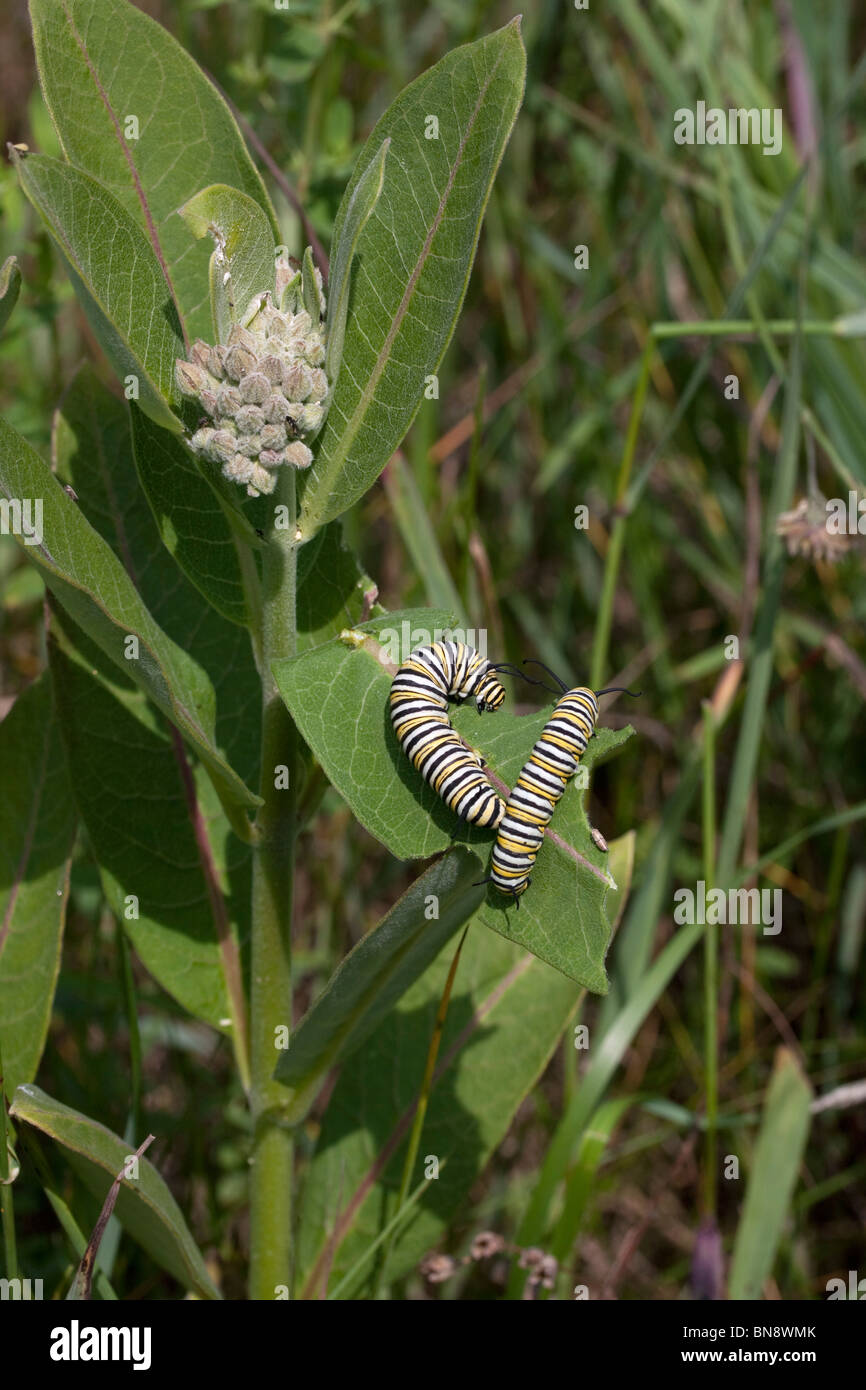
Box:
[1,0,864,1300]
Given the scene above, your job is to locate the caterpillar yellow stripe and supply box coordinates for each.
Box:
[389,641,507,828]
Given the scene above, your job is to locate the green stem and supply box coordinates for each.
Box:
[0,1041,17,1280]
[701,703,718,1218]
[249,471,299,1301]
[650,319,841,339]
[374,927,469,1296]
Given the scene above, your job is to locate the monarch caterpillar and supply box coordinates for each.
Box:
[389,642,522,829]
[478,662,640,903]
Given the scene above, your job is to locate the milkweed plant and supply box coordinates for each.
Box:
[0,0,643,1302]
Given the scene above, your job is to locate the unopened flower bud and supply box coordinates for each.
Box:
[207,345,227,379]
[285,441,313,469]
[307,369,328,402]
[258,354,285,385]
[176,360,208,397]
[234,433,262,458]
[215,385,242,417]
[283,362,312,400]
[235,404,264,434]
[239,373,270,405]
[260,423,287,450]
[190,339,211,370]
[263,393,291,425]
[224,345,256,381]
[227,323,257,352]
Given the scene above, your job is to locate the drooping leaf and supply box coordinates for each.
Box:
[177,184,276,344]
[48,611,242,1038]
[273,614,633,989]
[14,152,184,432]
[275,848,483,1121]
[128,404,249,627]
[0,412,260,840]
[0,255,22,335]
[0,676,77,1097]
[29,0,278,341]
[50,368,259,1043]
[11,1083,222,1300]
[728,1048,812,1299]
[296,925,580,1298]
[298,20,526,538]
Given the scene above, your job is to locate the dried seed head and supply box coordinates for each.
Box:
[517,1246,546,1271]
[775,494,854,565]
[470,1232,506,1260]
[419,1254,456,1284]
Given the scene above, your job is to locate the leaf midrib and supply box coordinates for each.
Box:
[55,0,189,349]
[302,37,513,537]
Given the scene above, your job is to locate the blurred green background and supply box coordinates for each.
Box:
[1,0,864,1299]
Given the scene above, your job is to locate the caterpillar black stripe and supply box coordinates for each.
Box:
[480,662,640,902]
[389,642,515,828]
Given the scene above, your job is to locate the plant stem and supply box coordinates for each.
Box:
[0,1042,18,1281]
[249,471,299,1300]
[701,702,718,1218]
[374,927,468,1296]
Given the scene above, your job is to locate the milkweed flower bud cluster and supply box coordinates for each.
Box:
[175,252,328,498]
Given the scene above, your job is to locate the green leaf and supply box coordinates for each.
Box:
[29,0,278,342]
[128,404,249,627]
[323,139,389,394]
[0,255,22,335]
[0,676,77,1097]
[296,522,380,651]
[296,925,580,1298]
[177,184,276,345]
[48,611,241,1037]
[14,152,185,433]
[0,412,260,838]
[10,1083,222,1299]
[50,370,259,1041]
[274,848,483,1121]
[298,20,526,537]
[273,613,633,989]
[728,1049,812,1299]
[509,920,706,1292]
